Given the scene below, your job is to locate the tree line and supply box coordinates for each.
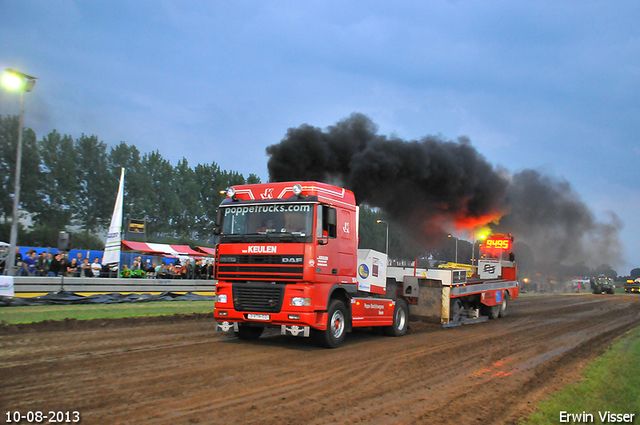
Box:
[0,115,259,247]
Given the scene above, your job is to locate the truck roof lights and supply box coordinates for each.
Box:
[227,187,236,199]
[292,184,303,196]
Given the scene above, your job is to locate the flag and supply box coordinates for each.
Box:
[103,168,124,266]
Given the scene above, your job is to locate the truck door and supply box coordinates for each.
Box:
[337,209,355,278]
[315,204,338,282]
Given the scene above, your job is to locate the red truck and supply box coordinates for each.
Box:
[213,181,519,347]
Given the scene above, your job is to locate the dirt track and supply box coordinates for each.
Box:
[2,294,640,425]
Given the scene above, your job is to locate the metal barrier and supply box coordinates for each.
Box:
[13,276,217,295]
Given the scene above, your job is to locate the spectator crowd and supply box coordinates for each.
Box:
[6,249,214,280]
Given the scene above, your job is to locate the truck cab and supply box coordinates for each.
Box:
[213,182,368,346]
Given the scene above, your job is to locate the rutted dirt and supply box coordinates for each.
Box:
[2,294,640,425]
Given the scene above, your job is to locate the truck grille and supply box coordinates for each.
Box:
[232,282,285,313]
[218,255,304,281]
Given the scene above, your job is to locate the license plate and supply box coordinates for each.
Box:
[247,314,270,321]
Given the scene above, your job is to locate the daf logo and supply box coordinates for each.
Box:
[282,257,302,263]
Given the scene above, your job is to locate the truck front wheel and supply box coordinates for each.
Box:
[319,300,348,348]
[384,299,409,337]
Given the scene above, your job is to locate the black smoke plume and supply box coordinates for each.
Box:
[493,170,623,267]
[266,113,623,266]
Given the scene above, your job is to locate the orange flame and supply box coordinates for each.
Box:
[453,210,504,232]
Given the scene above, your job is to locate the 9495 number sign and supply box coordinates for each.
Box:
[5,411,80,423]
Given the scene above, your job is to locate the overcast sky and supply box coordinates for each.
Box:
[1,1,638,271]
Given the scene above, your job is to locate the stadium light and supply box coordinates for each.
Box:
[3,69,37,276]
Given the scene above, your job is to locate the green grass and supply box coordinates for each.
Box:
[0,300,214,324]
[521,326,640,424]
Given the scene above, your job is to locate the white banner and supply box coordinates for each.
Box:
[0,276,15,297]
[103,168,125,266]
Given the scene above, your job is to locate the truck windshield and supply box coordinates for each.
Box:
[219,203,314,243]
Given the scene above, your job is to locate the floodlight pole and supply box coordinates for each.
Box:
[377,220,389,258]
[3,69,36,276]
[5,90,25,276]
[448,234,458,263]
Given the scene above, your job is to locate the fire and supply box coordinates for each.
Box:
[453,211,504,232]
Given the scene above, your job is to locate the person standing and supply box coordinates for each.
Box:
[48,252,62,277]
[91,257,102,277]
[36,252,47,276]
[155,263,166,279]
[206,260,214,280]
[23,250,37,275]
[14,247,23,275]
[66,258,79,277]
[166,263,175,279]
[59,253,70,276]
[44,253,53,276]
[81,258,92,277]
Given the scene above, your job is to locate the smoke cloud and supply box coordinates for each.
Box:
[493,170,623,266]
[266,113,623,266]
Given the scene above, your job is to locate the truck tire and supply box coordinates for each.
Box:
[593,284,602,295]
[498,293,510,318]
[482,304,500,319]
[236,324,264,340]
[384,299,409,337]
[608,287,615,295]
[318,300,348,348]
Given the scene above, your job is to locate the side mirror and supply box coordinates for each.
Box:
[318,207,337,245]
[213,208,223,235]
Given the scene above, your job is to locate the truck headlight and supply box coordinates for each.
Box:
[291,297,311,307]
[217,294,227,304]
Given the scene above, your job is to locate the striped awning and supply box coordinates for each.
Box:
[196,246,217,256]
[121,241,204,257]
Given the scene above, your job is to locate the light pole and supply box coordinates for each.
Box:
[376,220,389,257]
[2,69,37,276]
[448,234,458,263]
[471,233,487,270]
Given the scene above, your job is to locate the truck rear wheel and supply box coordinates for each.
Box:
[384,299,409,337]
[482,304,500,319]
[236,324,264,340]
[318,300,347,348]
[498,293,510,318]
